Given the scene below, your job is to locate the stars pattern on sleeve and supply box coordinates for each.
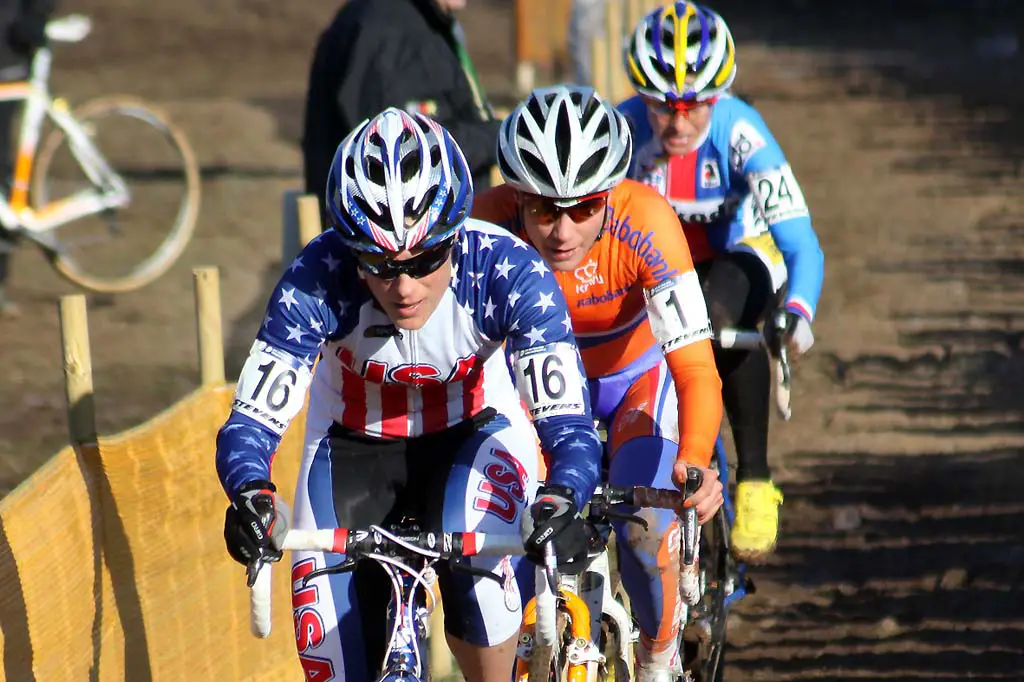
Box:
[259,233,353,356]
[455,224,576,352]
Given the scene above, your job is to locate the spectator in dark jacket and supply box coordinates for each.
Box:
[0,0,57,317]
[301,0,501,225]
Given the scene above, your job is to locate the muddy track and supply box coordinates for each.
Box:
[1,0,1021,678]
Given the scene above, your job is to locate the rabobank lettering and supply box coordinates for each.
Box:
[607,212,679,280]
[578,286,629,307]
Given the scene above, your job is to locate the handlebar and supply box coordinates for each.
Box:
[715,321,793,421]
[247,484,704,639]
[249,525,523,638]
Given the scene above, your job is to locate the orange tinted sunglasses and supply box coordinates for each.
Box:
[521,192,609,224]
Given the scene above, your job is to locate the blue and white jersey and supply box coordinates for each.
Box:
[216,219,602,509]
[620,94,824,321]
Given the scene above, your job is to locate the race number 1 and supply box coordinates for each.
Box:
[644,271,713,352]
[233,341,312,434]
[513,342,586,419]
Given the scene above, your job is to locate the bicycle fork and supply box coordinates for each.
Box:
[517,584,599,681]
[516,552,634,682]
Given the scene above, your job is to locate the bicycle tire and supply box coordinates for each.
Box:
[598,600,632,682]
[682,508,729,682]
[32,95,200,293]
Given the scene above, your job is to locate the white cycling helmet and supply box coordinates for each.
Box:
[497,84,632,199]
[625,2,736,102]
[326,107,472,255]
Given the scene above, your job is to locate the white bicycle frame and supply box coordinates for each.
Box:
[568,548,636,676]
[0,15,128,247]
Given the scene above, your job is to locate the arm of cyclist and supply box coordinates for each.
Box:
[727,107,824,355]
[634,191,725,521]
[335,25,500,182]
[216,235,342,573]
[496,243,603,571]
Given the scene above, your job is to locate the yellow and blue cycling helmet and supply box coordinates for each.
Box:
[625,2,736,103]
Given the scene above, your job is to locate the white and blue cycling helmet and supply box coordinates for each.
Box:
[326,107,473,255]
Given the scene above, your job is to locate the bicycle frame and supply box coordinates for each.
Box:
[711,434,749,610]
[379,564,433,682]
[0,38,128,243]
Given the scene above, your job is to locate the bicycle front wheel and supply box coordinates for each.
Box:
[33,96,200,293]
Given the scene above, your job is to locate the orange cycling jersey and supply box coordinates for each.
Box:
[473,179,723,466]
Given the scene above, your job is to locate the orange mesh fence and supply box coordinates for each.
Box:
[0,384,308,681]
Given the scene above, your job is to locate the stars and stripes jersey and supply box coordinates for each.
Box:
[472,180,724,464]
[215,220,602,509]
[618,94,824,322]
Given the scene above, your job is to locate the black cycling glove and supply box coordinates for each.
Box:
[223,480,290,585]
[521,485,588,575]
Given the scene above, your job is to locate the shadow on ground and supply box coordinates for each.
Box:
[821,207,1024,438]
[728,446,1024,680]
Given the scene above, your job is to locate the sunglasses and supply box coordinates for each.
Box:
[356,241,454,280]
[521,192,609,225]
[645,96,717,118]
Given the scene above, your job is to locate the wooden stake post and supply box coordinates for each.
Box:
[297,195,322,249]
[193,267,226,386]
[59,294,97,446]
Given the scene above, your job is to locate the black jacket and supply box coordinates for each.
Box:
[0,0,57,77]
[301,0,501,220]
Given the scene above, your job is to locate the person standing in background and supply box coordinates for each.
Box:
[301,0,502,226]
[567,0,607,86]
[0,0,57,317]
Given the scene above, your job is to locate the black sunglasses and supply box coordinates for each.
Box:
[356,241,454,280]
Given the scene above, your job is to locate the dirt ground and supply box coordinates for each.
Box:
[1,0,1022,678]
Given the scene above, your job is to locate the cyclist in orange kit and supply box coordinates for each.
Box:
[473,84,724,680]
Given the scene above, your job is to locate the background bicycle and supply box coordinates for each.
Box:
[7,14,199,294]
[513,323,793,682]
[678,321,795,682]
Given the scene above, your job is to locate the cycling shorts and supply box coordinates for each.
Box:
[289,402,538,681]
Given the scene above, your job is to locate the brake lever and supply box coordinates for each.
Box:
[245,557,265,589]
[681,468,702,565]
[302,559,357,586]
[448,558,505,584]
[599,507,650,531]
[543,542,558,595]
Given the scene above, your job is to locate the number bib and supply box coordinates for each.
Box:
[233,340,313,434]
[643,270,713,353]
[512,342,587,419]
[749,164,809,225]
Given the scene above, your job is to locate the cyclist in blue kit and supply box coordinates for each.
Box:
[619,1,825,562]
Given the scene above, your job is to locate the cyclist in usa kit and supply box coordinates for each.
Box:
[215,108,604,682]
[620,1,825,563]
[473,84,725,680]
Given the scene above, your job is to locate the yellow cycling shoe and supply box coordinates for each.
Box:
[731,480,784,564]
